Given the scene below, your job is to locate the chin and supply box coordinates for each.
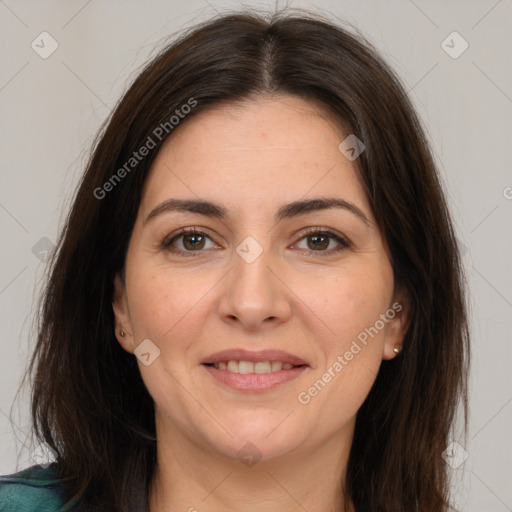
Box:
[198,413,306,463]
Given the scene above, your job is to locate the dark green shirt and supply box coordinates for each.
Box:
[0,464,78,512]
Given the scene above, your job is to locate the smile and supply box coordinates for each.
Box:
[202,362,308,392]
[206,360,298,373]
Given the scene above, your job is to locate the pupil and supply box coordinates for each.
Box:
[184,234,204,250]
[309,235,328,250]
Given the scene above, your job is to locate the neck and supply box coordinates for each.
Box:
[148,417,354,512]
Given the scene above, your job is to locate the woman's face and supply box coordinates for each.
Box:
[113,95,409,462]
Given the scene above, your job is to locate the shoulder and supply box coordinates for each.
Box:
[0,463,77,512]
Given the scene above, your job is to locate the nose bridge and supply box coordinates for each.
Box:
[231,234,275,303]
[235,238,271,288]
[218,234,291,329]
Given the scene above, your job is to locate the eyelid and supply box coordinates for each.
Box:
[291,226,351,255]
[162,227,220,251]
[162,226,351,256]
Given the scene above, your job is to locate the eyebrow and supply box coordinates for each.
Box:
[145,197,370,225]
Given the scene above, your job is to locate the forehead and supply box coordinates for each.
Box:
[161,95,346,156]
[140,95,371,217]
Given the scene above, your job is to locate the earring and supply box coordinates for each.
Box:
[120,331,125,337]
[393,344,401,355]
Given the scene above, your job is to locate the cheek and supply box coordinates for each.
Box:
[125,269,209,408]
[299,280,390,428]
[127,268,207,341]
[304,265,393,414]
[300,262,393,346]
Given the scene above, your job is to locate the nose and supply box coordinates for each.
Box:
[218,240,292,333]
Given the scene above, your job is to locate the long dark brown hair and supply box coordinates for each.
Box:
[17,9,469,512]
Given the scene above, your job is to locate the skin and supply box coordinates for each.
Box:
[112,95,410,512]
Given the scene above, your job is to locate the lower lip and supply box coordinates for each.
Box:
[202,365,308,392]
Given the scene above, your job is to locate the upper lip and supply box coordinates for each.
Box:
[201,349,309,366]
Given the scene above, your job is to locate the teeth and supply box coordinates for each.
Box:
[271,361,283,372]
[212,360,297,373]
[227,361,239,373]
[239,361,253,374]
[254,362,271,374]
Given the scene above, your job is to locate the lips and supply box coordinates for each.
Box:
[200,349,308,367]
[200,349,309,391]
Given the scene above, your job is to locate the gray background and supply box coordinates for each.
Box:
[1,1,510,510]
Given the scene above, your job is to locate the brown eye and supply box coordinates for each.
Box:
[182,232,206,250]
[307,234,330,251]
[294,229,350,256]
[162,228,218,255]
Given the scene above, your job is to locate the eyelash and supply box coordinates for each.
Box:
[161,227,350,258]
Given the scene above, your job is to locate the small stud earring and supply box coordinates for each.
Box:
[393,344,401,355]
[120,331,125,337]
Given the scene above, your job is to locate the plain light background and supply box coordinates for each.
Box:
[0,1,510,510]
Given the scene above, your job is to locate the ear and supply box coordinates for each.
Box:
[112,273,134,354]
[382,290,411,360]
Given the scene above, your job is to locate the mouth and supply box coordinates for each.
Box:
[200,349,309,392]
[203,360,304,373]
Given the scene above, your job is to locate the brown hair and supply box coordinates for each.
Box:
[19,9,469,511]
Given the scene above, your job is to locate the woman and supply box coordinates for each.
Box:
[0,9,469,512]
